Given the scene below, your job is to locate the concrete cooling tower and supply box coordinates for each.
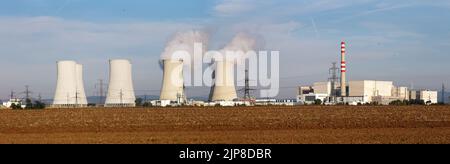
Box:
[160,60,185,102]
[105,59,136,107]
[53,61,88,108]
[76,64,88,105]
[210,60,237,101]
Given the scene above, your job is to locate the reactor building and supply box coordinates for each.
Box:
[53,60,88,108]
[105,59,136,107]
[297,41,438,105]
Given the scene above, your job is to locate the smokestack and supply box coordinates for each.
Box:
[53,61,87,107]
[340,41,347,97]
[105,59,136,107]
[160,59,185,101]
[211,59,237,101]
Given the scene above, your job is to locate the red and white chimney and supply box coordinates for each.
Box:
[340,41,347,97]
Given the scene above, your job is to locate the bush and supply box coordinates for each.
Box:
[314,99,322,105]
[10,103,22,110]
[135,98,143,107]
[33,101,46,109]
[389,100,406,106]
[143,102,152,108]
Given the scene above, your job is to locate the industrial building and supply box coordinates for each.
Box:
[52,61,88,108]
[105,59,136,107]
[296,41,439,105]
[2,98,25,109]
[297,80,410,105]
[409,90,438,105]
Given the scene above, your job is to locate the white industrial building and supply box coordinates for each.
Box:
[2,98,26,109]
[105,59,136,107]
[348,80,394,104]
[419,90,438,104]
[53,61,88,108]
[298,80,414,105]
[411,90,438,105]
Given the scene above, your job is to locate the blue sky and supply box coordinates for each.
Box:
[0,0,450,100]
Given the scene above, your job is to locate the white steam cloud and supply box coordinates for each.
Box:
[222,32,257,52]
[160,30,208,61]
[218,32,259,64]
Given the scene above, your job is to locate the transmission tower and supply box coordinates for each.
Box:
[98,79,105,104]
[239,69,256,100]
[442,83,446,104]
[120,89,124,105]
[22,85,33,101]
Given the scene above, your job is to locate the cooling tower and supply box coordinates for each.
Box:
[75,64,88,105]
[105,59,136,107]
[53,61,88,107]
[160,60,185,101]
[210,60,237,101]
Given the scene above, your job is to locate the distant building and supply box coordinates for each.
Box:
[298,80,413,105]
[2,99,25,109]
[419,90,438,104]
[408,90,438,105]
[297,93,328,105]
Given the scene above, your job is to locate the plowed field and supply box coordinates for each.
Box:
[1,106,449,144]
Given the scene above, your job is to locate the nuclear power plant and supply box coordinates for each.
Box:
[159,59,185,103]
[104,59,136,107]
[210,59,238,101]
[52,61,88,108]
[18,36,438,109]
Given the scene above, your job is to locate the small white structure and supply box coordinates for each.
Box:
[105,59,136,107]
[215,101,236,107]
[2,99,25,109]
[150,100,172,107]
[53,61,88,108]
[297,93,329,105]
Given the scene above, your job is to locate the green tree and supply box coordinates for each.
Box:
[314,99,322,105]
[389,100,406,106]
[135,98,143,107]
[25,98,33,109]
[11,103,22,110]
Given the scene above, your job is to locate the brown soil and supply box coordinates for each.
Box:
[1,106,449,144]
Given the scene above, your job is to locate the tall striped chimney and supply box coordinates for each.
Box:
[340,41,347,97]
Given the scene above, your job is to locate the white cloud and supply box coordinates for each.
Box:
[213,0,262,16]
[0,16,202,99]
